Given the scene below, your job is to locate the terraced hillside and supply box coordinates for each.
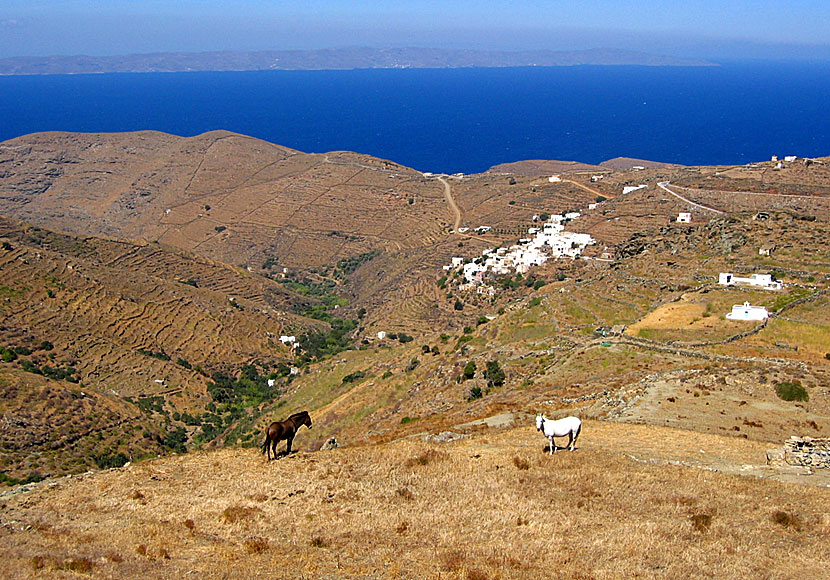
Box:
[2,131,829,498]
[0,217,336,479]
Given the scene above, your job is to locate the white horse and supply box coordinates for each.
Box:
[536,415,581,455]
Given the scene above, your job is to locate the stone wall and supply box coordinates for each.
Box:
[767,437,830,469]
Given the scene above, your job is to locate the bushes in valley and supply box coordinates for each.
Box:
[137,348,170,362]
[334,250,380,277]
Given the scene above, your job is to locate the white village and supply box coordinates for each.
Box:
[444,212,596,293]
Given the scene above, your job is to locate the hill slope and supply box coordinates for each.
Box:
[2,420,828,579]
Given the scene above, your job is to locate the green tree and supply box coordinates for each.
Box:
[463,360,476,380]
[484,361,505,388]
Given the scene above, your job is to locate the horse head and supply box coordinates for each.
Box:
[535,415,545,431]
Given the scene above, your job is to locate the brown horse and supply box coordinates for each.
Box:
[261,411,312,460]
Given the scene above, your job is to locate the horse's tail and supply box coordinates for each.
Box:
[261,430,269,454]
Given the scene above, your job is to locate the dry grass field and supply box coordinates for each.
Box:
[2,420,828,580]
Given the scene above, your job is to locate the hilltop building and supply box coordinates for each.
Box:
[676,212,692,223]
[726,302,769,321]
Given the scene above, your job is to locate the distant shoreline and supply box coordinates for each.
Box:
[0,47,715,76]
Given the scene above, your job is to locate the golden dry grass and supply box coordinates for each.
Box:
[2,420,828,579]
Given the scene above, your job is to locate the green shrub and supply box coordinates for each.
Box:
[775,381,808,402]
[463,360,476,380]
[468,386,483,400]
[341,370,366,384]
[484,361,505,388]
[94,452,129,469]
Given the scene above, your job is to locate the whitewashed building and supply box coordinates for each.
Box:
[719,273,782,290]
[622,185,647,194]
[677,212,692,223]
[726,302,769,321]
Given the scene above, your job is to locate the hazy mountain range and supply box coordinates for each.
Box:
[0,47,714,75]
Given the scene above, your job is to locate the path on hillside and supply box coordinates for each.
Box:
[437,175,462,231]
[562,179,617,199]
[658,181,724,214]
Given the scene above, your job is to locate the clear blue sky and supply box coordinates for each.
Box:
[1,1,829,60]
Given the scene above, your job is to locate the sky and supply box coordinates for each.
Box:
[1,1,829,61]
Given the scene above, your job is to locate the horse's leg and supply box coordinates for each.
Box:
[571,424,582,451]
[567,431,575,451]
[549,435,555,455]
[286,436,294,455]
[270,439,277,461]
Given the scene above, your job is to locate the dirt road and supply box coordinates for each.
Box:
[437,175,462,231]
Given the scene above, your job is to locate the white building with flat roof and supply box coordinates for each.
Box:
[726,302,769,321]
[719,273,782,290]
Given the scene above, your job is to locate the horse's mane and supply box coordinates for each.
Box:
[288,410,309,419]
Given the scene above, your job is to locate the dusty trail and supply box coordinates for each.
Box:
[437,175,462,231]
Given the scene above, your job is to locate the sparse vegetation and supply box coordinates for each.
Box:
[775,381,809,402]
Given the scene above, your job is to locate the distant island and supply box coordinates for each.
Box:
[0,47,714,76]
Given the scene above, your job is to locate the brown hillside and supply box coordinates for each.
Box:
[2,421,828,579]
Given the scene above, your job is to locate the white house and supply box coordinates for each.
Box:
[784,155,797,162]
[622,185,647,194]
[474,226,492,234]
[677,212,692,223]
[726,302,769,321]
[548,175,561,183]
[279,335,296,345]
[719,273,782,290]
[377,331,387,340]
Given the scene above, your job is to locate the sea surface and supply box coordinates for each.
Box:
[1,62,829,174]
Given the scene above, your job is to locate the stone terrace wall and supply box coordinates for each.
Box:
[767,437,830,469]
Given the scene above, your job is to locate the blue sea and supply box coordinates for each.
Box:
[1,63,829,174]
